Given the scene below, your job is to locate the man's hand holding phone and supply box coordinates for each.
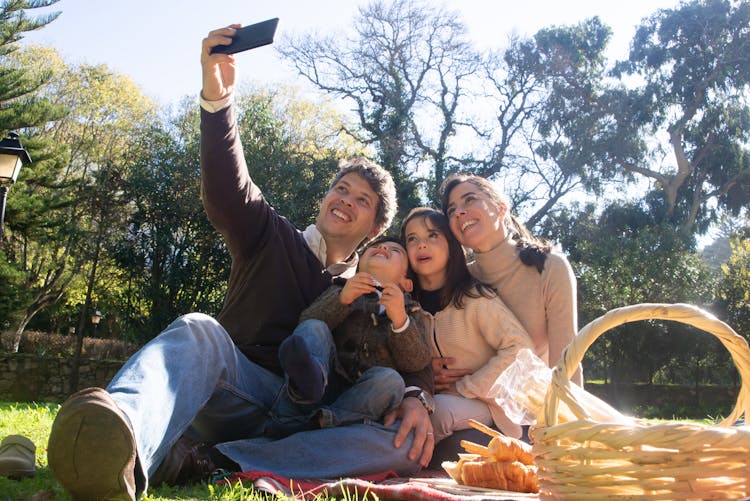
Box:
[210,18,279,55]
[201,19,279,102]
[201,25,240,102]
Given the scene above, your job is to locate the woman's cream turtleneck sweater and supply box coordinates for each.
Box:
[470,234,579,383]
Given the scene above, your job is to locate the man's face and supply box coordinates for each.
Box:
[316,173,380,244]
[359,240,409,286]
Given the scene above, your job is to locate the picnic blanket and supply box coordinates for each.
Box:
[224,470,539,501]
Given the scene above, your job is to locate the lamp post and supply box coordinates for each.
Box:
[91,310,102,337]
[0,132,32,242]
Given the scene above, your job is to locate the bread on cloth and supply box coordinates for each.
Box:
[442,419,538,494]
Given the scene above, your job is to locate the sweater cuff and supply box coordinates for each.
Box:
[200,93,233,113]
[391,316,410,333]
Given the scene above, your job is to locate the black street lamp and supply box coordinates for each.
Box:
[91,310,102,324]
[91,310,103,337]
[0,132,32,242]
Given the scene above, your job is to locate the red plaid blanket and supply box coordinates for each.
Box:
[224,470,539,501]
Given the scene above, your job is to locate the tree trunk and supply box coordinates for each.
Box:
[70,241,101,394]
[10,317,31,353]
[10,292,67,352]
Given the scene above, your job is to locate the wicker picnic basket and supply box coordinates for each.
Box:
[530,303,750,500]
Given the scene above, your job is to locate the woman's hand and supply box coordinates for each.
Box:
[201,25,240,101]
[383,397,434,468]
[432,357,473,392]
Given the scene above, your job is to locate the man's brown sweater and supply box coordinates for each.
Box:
[200,105,348,374]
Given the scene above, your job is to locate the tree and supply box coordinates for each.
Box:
[0,1,68,348]
[485,17,614,228]
[485,1,750,237]
[2,44,156,351]
[543,201,716,385]
[0,0,61,132]
[716,232,750,342]
[116,117,222,340]
[602,0,750,236]
[279,0,481,214]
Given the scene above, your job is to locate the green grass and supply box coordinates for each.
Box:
[0,402,298,500]
[1,400,724,500]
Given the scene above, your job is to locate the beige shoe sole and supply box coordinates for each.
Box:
[48,387,137,501]
[0,463,36,478]
[0,434,36,479]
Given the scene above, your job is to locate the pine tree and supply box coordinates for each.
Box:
[0,0,66,342]
[0,0,62,131]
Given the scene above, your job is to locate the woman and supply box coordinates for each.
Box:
[439,174,582,386]
[400,207,533,442]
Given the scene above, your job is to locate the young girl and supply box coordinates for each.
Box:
[400,207,533,441]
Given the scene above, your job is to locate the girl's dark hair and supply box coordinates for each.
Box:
[400,207,496,310]
[439,174,552,273]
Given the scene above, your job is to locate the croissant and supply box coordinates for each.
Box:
[462,419,534,465]
[461,460,538,493]
[443,420,539,493]
[488,435,534,465]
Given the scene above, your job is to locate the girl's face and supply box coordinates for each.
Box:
[445,181,507,253]
[403,216,450,290]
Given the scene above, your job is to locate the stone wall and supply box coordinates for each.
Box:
[0,354,739,418]
[0,354,124,403]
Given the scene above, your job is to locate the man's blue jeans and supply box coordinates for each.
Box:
[106,313,421,496]
[270,319,404,435]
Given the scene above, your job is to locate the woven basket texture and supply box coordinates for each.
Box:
[531,303,750,500]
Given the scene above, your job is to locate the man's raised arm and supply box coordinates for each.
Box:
[199,25,268,256]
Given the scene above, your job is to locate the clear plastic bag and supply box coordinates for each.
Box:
[489,349,633,426]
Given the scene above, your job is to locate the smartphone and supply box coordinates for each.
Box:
[211,18,279,55]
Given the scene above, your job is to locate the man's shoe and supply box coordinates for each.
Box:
[48,387,137,501]
[150,436,218,486]
[0,435,36,479]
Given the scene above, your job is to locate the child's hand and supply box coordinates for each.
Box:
[379,282,408,329]
[339,272,379,305]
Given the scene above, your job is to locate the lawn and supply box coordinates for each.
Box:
[0,402,296,501]
[1,400,724,501]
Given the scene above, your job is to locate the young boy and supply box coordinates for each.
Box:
[270,236,433,437]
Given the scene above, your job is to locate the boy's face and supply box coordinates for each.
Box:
[359,240,410,289]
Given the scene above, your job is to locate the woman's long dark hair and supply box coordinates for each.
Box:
[400,207,496,310]
[439,174,552,273]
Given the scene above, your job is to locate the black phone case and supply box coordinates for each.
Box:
[211,18,279,55]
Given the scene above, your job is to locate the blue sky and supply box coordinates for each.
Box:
[22,0,680,107]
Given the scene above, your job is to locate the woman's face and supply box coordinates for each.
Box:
[403,216,450,290]
[445,181,507,253]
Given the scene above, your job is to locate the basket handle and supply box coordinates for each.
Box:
[544,303,750,427]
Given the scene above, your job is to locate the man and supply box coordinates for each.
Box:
[47,24,434,501]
